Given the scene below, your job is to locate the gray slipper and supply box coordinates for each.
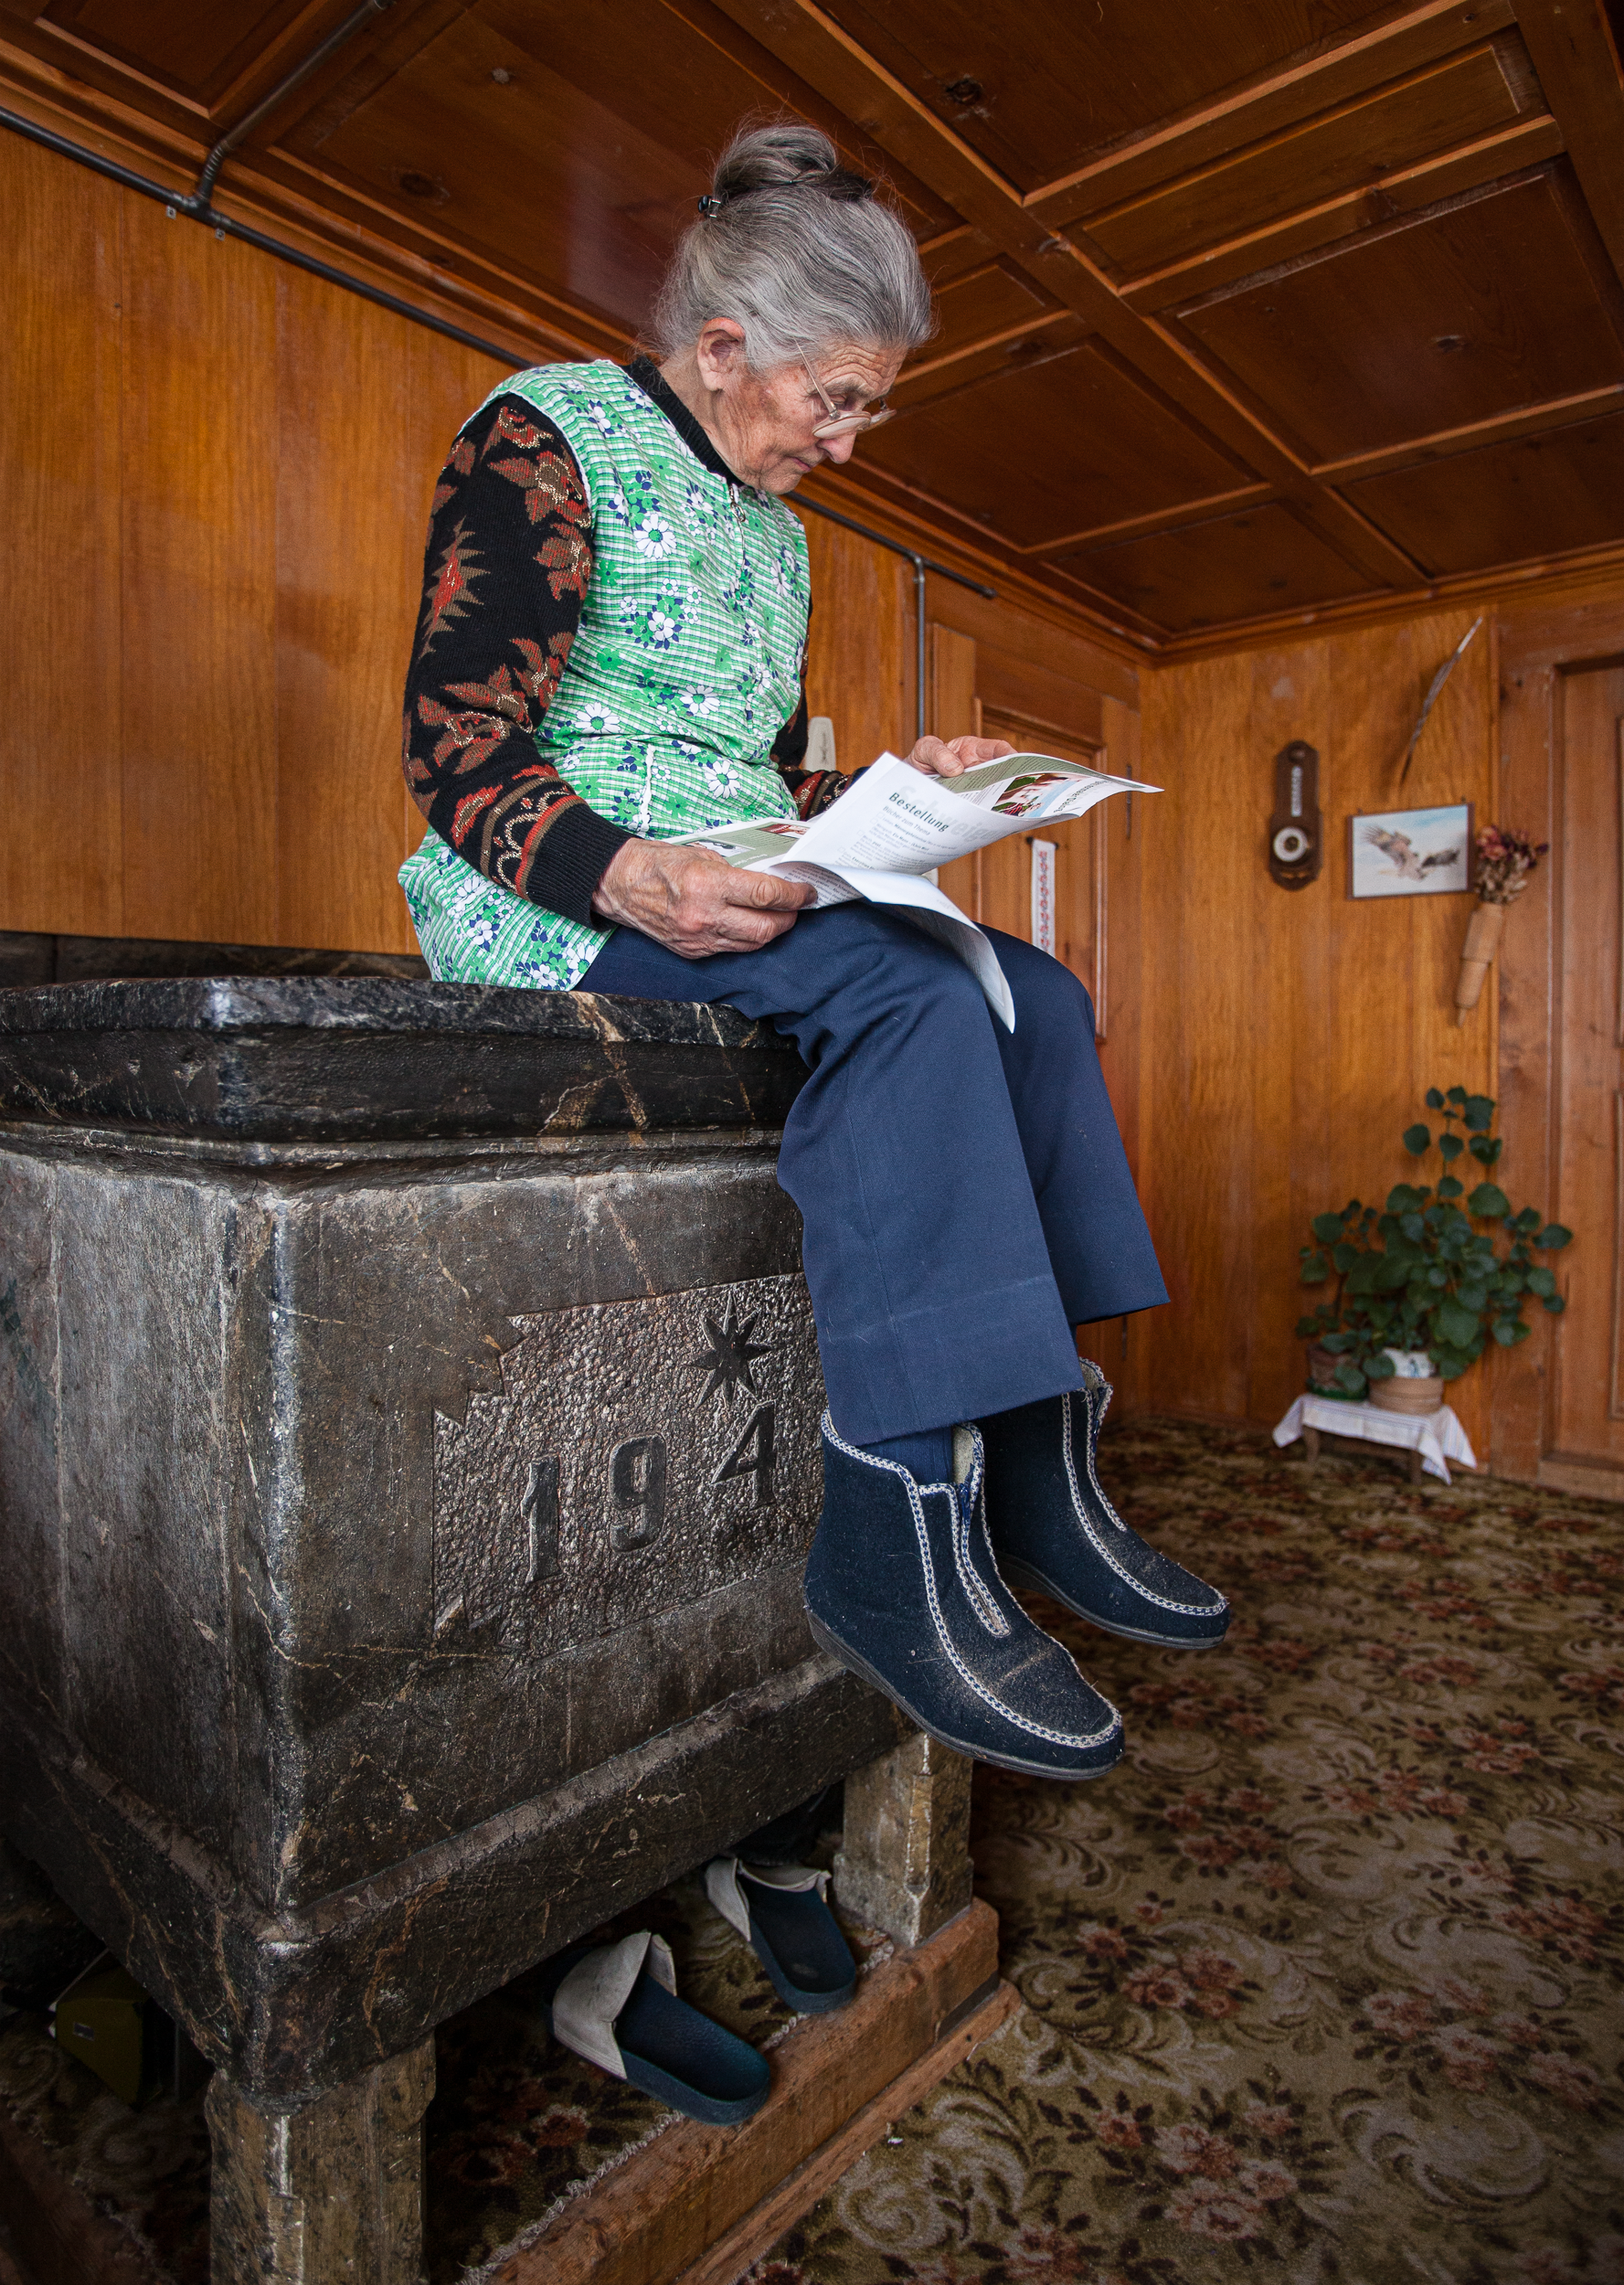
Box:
[705,1857,857,2014]
[541,1929,770,2125]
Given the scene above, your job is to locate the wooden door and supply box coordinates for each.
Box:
[1546,662,1624,1493]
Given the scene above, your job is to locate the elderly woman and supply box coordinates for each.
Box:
[399,122,1226,1781]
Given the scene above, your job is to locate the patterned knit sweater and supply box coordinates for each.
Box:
[400,356,843,930]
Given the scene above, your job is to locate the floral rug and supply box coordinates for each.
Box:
[3,1419,1621,2283]
[757,1418,1624,2285]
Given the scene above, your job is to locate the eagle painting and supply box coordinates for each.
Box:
[1361,823,1460,882]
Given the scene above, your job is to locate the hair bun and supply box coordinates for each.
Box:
[709,121,872,209]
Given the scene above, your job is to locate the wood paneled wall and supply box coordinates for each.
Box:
[3,128,1139,961]
[798,517,910,771]
[2,131,500,954]
[19,129,1610,1483]
[1130,611,1500,1452]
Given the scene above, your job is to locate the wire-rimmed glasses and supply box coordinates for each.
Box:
[796,342,896,439]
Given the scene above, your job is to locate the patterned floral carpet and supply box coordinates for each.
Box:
[759,1419,1624,2285]
[2,1418,1621,2284]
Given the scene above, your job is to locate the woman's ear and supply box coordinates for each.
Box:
[695,317,749,391]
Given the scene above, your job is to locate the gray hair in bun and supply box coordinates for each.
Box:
[653,121,935,369]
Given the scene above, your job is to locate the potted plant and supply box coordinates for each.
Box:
[1296,1087,1571,1408]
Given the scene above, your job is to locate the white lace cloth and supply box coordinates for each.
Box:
[1273,1396,1478,1485]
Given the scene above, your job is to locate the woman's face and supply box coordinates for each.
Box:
[690,320,902,494]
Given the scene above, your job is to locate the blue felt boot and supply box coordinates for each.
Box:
[803,1415,1123,1780]
[980,1362,1229,1649]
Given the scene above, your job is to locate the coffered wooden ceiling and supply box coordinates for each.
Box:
[5,0,1624,648]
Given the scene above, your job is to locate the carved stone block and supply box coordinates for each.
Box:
[0,982,910,2106]
[833,1732,974,1948]
[207,2037,435,2285]
[432,1277,823,1654]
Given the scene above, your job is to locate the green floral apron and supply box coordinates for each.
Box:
[398,360,812,991]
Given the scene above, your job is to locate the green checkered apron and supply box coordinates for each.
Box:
[398,360,812,991]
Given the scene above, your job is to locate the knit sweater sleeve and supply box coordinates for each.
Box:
[770,631,846,819]
[401,394,632,926]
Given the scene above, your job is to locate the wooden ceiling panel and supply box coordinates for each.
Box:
[914,259,1055,368]
[1059,502,1377,631]
[36,0,323,109]
[812,0,1393,194]
[1024,0,1522,222]
[1083,39,1534,281]
[292,9,733,335]
[482,0,961,240]
[276,0,961,333]
[1120,112,1567,315]
[1179,168,1624,462]
[1343,405,1624,569]
[5,0,1624,646]
[890,314,1088,415]
[859,342,1249,548]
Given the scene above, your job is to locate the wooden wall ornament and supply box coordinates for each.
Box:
[1268,739,1323,887]
[1397,615,1484,783]
[1028,835,1056,953]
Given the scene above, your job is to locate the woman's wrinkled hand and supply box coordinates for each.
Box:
[591,838,814,959]
[904,734,1016,778]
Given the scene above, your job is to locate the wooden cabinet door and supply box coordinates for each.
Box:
[1547,663,1624,1493]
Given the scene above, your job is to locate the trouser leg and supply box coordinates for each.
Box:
[581,905,1090,1442]
[983,929,1168,1327]
[586,909,1151,1782]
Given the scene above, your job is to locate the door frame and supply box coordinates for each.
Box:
[1494,589,1624,1490]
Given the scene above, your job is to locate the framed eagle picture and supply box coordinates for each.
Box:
[1348,802,1473,899]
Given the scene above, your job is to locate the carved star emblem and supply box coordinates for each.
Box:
[686,1297,777,1407]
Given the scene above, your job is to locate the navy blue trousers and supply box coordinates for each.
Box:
[579,906,1166,1445]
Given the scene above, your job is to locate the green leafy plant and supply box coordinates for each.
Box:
[1296,1087,1571,1398]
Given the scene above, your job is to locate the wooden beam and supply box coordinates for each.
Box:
[1024,485,1279,556]
[1146,532,1624,658]
[670,1982,1023,2285]
[704,0,1426,592]
[1119,113,1566,313]
[1311,381,1624,480]
[1024,0,1519,219]
[492,1899,1006,2285]
[1513,0,1624,279]
[892,312,1080,402]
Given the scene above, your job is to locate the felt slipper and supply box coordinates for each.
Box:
[539,1929,770,2126]
[705,1856,857,2014]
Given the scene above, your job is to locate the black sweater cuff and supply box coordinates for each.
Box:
[526,800,633,929]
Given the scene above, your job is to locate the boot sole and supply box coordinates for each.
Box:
[805,1610,1123,1781]
[998,1557,1229,1651]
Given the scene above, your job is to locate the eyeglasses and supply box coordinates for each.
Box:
[796,343,895,439]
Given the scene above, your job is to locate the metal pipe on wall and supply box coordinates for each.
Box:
[787,497,996,741]
[0,101,524,363]
[193,0,394,211]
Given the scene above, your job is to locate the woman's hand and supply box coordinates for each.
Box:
[592,839,813,959]
[904,734,1015,778]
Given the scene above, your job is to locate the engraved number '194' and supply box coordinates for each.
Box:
[714,1403,776,1507]
[609,1437,667,1550]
